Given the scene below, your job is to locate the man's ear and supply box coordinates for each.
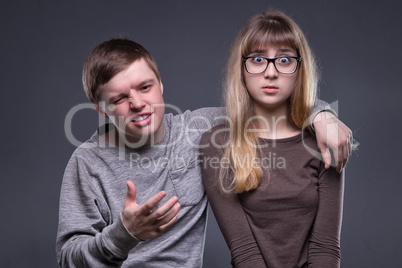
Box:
[95,104,109,119]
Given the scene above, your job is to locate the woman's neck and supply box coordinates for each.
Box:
[252,101,301,139]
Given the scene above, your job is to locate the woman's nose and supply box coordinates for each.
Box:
[263,61,278,78]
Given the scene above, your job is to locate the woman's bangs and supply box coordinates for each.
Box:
[243,24,298,56]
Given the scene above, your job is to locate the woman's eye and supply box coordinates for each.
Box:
[278,57,290,64]
[252,56,265,64]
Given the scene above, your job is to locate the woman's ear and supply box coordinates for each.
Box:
[95,104,109,119]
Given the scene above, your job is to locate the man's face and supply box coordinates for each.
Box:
[98,58,165,146]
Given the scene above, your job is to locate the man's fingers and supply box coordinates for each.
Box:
[151,196,180,219]
[336,132,352,173]
[320,147,332,169]
[340,135,352,173]
[159,212,180,233]
[155,202,181,225]
[121,184,181,240]
[137,198,180,239]
[343,141,350,170]
[336,146,345,173]
[332,143,343,172]
[140,191,167,214]
[347,133,353,156]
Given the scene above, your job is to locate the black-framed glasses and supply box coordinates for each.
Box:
[242,56,301,74]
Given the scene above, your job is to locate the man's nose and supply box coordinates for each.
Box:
[128,92,145,110]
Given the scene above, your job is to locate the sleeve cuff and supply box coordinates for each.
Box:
[119,212,143,242]
[309,99,338,131]
[100,212,141,258]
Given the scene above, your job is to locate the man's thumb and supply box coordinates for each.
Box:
[125,180,137,203]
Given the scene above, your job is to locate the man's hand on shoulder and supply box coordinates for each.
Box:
[313,111,353,173]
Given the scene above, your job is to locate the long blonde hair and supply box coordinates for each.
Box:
[220,10,318,193]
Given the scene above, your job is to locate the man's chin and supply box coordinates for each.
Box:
[123,133,154,148]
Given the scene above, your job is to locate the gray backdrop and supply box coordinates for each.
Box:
[1,0,401,267]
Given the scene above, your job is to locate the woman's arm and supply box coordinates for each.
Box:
[308,165,345,267]
[200,134,266,268]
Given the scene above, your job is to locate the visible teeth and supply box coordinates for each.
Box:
[133,114,150,122]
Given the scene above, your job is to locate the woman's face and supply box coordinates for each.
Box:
[243,46,298,113]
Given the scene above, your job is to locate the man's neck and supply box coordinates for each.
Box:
[98,124,165,148]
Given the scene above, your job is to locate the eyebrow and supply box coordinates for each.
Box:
[107,78,157,102]
[277,48,297,54]
[250,49,265,54]
[249,48,297,55]
[108,92,127,102]
[137,79,155,88]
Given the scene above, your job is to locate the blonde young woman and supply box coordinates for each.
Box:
[200,10,347,267]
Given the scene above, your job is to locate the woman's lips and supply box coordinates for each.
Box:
[262,86,279,94]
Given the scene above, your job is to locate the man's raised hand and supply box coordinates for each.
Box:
[121,180,181,241]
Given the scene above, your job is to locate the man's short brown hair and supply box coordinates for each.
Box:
[82,38,161,104]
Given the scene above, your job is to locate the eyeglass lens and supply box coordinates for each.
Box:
[245,57,298,74]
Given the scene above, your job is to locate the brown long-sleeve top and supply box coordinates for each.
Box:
[199,125,344,268]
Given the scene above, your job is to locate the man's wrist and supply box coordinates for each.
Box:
[119,212,143,242]
[310,109,337,131]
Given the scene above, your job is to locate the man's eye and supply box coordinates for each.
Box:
[114,97,125,104]
[141,85,150,91]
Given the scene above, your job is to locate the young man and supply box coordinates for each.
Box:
[56,38,352,267]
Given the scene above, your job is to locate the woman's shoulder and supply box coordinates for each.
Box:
[300,130,320,152]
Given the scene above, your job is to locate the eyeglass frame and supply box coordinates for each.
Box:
[242,56,302,75]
